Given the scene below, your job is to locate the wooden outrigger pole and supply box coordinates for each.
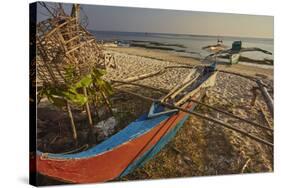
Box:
[256,80,274,117]
[188,98,273,132]
[115,88,273,148]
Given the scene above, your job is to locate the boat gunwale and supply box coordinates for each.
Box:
[36,111,175,159]
[36,66,217,160]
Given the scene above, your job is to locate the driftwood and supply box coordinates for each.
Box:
[256,80,274,117]
[116,88,273,148]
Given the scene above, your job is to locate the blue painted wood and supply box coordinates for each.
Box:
[119,102,198,177]
[148,101,178,118]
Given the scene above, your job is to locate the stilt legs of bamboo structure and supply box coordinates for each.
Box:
[66,101,78,145]
[83,87,97,145]
[83,87,93,126]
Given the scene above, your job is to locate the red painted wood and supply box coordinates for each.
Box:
[36,102,194,183]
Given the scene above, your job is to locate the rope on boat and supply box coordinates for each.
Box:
[116,88,273,148]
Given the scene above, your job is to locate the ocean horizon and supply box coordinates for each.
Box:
[91,30,273,61]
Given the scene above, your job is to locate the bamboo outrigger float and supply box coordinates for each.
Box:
[35,63,218,183]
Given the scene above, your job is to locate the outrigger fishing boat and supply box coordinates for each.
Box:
[204,41,272,64]
[35,63,218,183]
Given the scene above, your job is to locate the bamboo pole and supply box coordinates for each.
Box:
[160,68,199,103]
[115,88,273,148]
[256,80,274,117]
[123,69,165,83]
[111,80,169,93]
[163,103,273,148]
[189,98,273,132]
[66,101,78,144]
[83,87,93,126]
[101,91,113,115]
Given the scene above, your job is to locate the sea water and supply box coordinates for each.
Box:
[91,30,273,66]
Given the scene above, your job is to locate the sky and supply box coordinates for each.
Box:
[37,2,273,39]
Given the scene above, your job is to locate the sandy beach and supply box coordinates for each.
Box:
[102,45,273,179]
[31,3,275,186]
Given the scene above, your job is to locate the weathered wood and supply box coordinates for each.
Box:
[112,80,169,93]
[162,102,273,148]
[251,87,259,106]
[175,71,218,106]
[257,102,272,129]
[256,80,273,117]
[161,68,198,102]
[83,87,93,126]
[101,91,113,115]
[164,65,194,69]
[122,69,165,83]
[66,39,95,54]
[116,88,273,148]
[189,98,273,132]
[218,70,257,81]
[170,73,200,99]
[66,101,78,144]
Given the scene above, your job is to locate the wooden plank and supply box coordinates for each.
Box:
[170,73,200,99]
[161,68,198,102]
[175,71,218,106]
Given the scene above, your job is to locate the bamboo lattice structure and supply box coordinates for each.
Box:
[36,16,105,87]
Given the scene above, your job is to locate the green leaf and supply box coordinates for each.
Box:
[73,74,93,89]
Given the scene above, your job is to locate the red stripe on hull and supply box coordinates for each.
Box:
[37,102,193,183]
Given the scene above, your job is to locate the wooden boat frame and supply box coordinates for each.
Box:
[35,64,218,183]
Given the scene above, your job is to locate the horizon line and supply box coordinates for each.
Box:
[90,29,274,40]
